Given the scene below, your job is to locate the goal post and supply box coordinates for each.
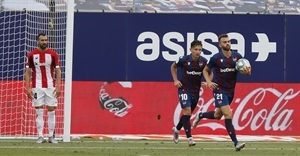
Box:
[64,0,74,143]
[0,0,74,142]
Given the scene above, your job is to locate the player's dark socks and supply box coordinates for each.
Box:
[202,111,216,119]
[182,115,192,138]
[176,115,183,131]
[225,119,238,146]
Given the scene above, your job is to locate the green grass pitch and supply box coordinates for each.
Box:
[0,138,299,156]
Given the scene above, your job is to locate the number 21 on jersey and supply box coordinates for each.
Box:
[214,93,223,100]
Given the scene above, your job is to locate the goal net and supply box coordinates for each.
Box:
[0,0,73,140]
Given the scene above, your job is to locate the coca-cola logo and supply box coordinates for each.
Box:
[173,88,300,131]
[98,82,133,117]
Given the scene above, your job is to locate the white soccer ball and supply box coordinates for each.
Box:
[235,58,251,72]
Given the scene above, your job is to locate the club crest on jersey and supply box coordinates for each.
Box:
[199,62,203,67]
[188,62,190,65]
[233,57,237,62]
[220,59,223,62]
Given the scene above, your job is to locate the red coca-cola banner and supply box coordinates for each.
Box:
[71,82,300,136]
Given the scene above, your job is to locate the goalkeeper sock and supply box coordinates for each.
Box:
[36,109,44,137]
[48,111,56,137]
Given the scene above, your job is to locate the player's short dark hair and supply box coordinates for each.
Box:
[218,34,228,42]
[190,40,202,48]
[36,33,47,40]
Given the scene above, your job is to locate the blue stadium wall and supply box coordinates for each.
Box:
[1,12,299,82]
[73,13,300,82]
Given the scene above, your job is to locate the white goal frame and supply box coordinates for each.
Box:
[0,0,74,142]
[63,0,74,142]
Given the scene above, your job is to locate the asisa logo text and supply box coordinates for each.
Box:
[136,32,276,62]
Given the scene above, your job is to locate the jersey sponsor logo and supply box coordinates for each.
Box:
[136,32,276,62]
[220,68,236,72]
[186,71,202,76]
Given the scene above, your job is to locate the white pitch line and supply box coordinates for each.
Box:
[0,146,298,150]
[75,140,300,144]
[0,140,299,144]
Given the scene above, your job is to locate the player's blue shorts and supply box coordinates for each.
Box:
[213,92,234,108]
[178,89,199,111]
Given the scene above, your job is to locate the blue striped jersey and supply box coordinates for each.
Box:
[175,55,207,96]
[207,51,243,93]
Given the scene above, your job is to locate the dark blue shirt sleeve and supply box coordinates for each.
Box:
[175,56,184,67]
[207,55,216,70]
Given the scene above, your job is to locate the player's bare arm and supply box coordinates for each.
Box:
[203,66,218,90]
[170,62,182,88]
[54,67,62,98]
[201,68,214,89]
[25,68,33,99]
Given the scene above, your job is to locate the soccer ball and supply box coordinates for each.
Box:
[235,58,251,72]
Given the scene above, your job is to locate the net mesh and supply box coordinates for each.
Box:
[0,0,67,138]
